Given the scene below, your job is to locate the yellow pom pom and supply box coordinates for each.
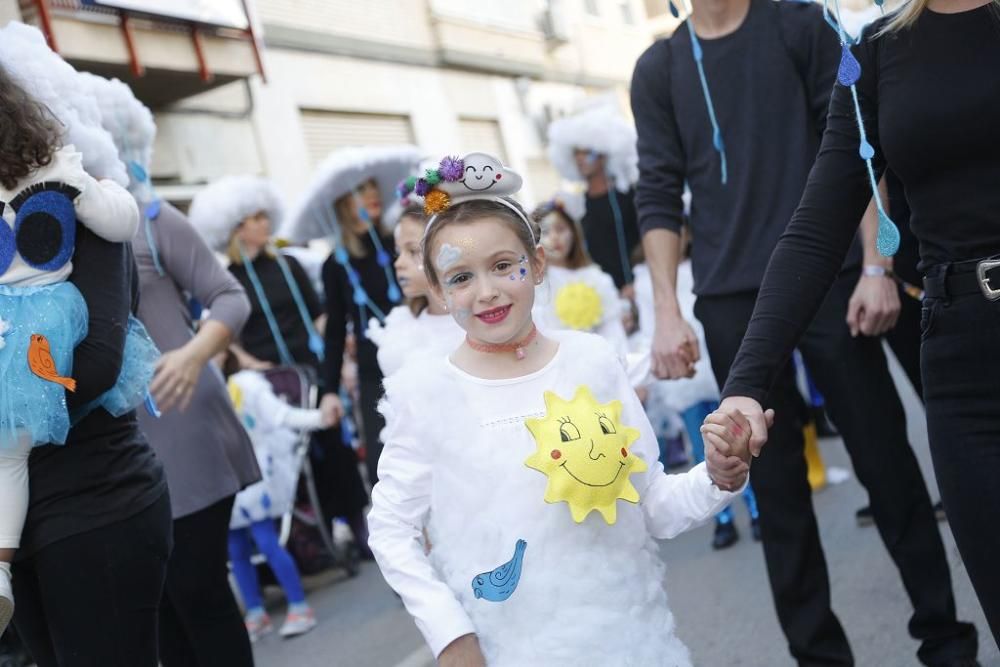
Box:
[424,190,451,216]
[554,283,603,331]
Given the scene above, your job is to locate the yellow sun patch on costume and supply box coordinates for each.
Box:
[524,386,646,524]
[554,283,603,331]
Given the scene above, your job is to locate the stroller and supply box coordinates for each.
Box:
[258,365,360,578]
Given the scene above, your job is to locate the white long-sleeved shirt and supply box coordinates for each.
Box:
[369,330,740,666]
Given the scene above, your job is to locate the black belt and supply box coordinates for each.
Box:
[924,256,1000,301]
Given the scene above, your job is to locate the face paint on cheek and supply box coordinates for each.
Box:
[436,244,462,272]
[454,308,472,324]
[519,255,529,282]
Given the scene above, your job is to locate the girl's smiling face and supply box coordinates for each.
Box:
[430,217,544,345]
[393,215,430,300]
[539,212,575,266]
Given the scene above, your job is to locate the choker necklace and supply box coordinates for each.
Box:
[466,325,538,361]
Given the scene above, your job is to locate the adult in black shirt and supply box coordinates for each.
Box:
[14,227,171,666]
[321,178,397,488]
[190,177,370,559]
[722,1,1000,646]
[581,183,640,292]
[631,0,977,663]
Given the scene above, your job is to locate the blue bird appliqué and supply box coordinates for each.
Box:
[471,540,527,602]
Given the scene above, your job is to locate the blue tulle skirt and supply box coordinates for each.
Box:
[0,282,89,449]
[72,315,160,423]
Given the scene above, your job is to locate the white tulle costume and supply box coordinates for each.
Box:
[367,306,465,379]
[228,370,323,529]
[369,330,740,666]
[533,264,628,359]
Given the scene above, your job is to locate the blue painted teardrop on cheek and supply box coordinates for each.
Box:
[387,283,402,303]
[376,249,390,267]
[837,45,861,86]
[859,141,875,160]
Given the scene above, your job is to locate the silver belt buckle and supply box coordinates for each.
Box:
[976,259,1000,301]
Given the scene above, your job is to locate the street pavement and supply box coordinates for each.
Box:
[253,353,999,667]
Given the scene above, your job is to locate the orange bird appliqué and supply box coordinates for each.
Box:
[27,334,76,392]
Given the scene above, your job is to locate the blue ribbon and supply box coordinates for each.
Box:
[238,243,296,367]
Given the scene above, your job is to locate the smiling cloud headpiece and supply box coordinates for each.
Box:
[399,152,534,244]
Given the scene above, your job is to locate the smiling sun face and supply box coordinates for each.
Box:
[524,386,647,525]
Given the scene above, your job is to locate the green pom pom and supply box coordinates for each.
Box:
[424,169,442,186]
[405,176,418,190]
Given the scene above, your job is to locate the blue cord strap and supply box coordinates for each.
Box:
[355,197,402,304]
[606,187,635,285]
[142,198,166,277]
[824,0,899,256]
[273,249,325,361]
[685,13,728,185]
[238,243,296,367]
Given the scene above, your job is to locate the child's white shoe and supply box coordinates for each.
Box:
[0,565,13,638]
[279,607,316,638]
[244,612,273,643]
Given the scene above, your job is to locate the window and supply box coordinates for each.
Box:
[299,110,414,166]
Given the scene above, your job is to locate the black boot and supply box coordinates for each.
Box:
[712,520,739,550]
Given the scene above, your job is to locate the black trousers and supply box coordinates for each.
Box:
[695,270,977,666]
[920,281,1000,647]
[158,495,254,667]
[885,284,924,401]
[12,493,172,667]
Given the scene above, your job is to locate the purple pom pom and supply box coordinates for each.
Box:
[414,178,430,196]
[439,156,464,182]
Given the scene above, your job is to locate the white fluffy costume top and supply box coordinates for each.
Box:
[367,306,465,378]
[228,370,323,529]
[369,330,739,666]
[547,105,639,193]
[533,264,628,360]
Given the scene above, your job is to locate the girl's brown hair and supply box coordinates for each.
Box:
[396,204,431,316]
[335,179,390,259]
[532,203,591,270]
[0,64,61,190]
[421,198,538,287]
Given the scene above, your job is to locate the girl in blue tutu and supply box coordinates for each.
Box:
[0,63,142,635]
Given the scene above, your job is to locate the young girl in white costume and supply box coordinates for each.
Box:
[224,358,335,640]
[531,197,629,358]
[368,204,463,378]
[369,153,756,667]
[0,45,142,633]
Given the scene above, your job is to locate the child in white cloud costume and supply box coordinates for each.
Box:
[370,154,755,666]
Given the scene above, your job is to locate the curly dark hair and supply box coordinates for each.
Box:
[0,64,61,190]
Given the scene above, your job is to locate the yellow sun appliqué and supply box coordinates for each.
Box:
[524,386,647,524]
[554,283,603,331]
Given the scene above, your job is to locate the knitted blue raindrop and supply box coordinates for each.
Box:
[353,287,368,306]
[876,210,900,256]
[387,283,402,303]
[837,45,861,86]
[859,140,875,160]
[376,249,391,268]
[335,247,350,265]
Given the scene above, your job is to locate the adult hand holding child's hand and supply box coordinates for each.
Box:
[701,409,756,491]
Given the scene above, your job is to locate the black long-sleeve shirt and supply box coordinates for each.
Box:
[322,234,396,395]
[631,0,854,296]
[724,6,1000,403]
[581,188,641,289]
[230,253,322,369]
[22,227,167,559]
